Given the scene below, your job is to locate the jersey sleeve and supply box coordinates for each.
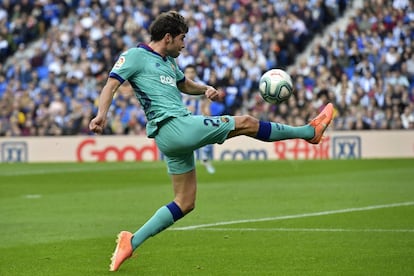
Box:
[110,49,142,83]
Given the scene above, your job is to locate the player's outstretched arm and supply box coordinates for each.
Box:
[89,77,121,134]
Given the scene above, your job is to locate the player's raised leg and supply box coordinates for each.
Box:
[255,103,333,143]
[306,103,334,144]
[228,103,334,144]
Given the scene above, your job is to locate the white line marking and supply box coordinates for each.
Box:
[0,163,164,176]
[24,194,42,199]
[171,201,414,231]
[183,228,414,233]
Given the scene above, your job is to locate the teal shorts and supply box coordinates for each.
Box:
[154,115,235,174]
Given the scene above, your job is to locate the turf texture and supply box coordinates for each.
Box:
[0,159,413,275]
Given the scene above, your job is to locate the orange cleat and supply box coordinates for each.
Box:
[109,231,133,272]
[307,103,334,144]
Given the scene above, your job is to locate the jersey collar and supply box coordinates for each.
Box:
[137,43,167,61]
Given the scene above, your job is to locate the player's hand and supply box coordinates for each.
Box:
[89,116,107,134]
[205,86,225,102]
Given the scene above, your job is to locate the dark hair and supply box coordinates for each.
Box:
[184,64,196,71]
[149,11,189,41]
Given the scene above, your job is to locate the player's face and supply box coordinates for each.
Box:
[166,33,186,58]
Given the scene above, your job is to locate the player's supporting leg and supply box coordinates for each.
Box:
[131,201,183,249]
[110,170,196,271]
[110,202,184,271]
[255,103,333,144]
[109,201,184,271]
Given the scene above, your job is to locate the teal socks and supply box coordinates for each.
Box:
[131,202,184,250]
[131,206,174,250]
[256,121,314,141]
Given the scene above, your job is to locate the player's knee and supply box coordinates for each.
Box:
[238,115,259,133]
[240,115,258,127]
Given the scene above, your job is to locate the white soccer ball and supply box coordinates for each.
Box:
[259,69,293,104]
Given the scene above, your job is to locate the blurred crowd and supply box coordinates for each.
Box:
[0,0,413,137]
[288,0,414,130]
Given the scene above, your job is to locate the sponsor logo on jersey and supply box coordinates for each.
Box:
[160,75,176,86]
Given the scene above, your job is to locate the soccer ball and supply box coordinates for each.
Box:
[259,69,293,104]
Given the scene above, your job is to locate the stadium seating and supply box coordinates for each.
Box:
[0,0,413,136]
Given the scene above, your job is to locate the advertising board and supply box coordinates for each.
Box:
[0,131,413,163]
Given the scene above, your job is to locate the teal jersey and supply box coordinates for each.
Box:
[109,43,190,137]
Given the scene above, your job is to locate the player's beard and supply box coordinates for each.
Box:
[168,48,181,58]
[170,52,179,58]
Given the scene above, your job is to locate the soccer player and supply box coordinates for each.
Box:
[89,11,334,272]
[182,64,215,174]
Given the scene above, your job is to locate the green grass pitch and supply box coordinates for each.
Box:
[1,159,413,275]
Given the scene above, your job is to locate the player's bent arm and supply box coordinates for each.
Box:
[178,78,224,102]
[90,77,122,134]
[178,77,209,95]
[96,77,122,118]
